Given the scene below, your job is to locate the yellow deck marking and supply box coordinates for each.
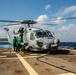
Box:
[0,56,6,57]
[16,53,39,75]
[73,50,76,51]
[2,52,15,54]
[56,73,76,75]
[30,54,38,55]
[0,56,39,59]
[0,58,18,59]
[24,56,39,58]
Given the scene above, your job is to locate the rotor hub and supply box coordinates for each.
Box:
[21,20,37,24]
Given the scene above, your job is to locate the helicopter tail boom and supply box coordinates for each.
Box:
[4,28,11,43]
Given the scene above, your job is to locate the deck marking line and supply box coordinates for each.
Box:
[0,56,38,59]
[0,58,18,59]
[30,54,37,55]
[0,56,6,57]
[2,52,15,54]
[56,73,76,75]
[73,50,76,51]
[16,53,39,75]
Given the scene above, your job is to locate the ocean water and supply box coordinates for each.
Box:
[0,42,76,48]
[59,42,76,48]
[0,42,12,48]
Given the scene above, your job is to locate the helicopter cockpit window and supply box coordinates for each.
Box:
[42,31,48,37]
[35,31,44,38]
[30,33,35,40]
[46,31,53,37]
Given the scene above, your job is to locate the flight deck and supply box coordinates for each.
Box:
[0,47,76,75]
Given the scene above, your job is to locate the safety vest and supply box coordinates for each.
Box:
[12,38,17,45]
[17,38,22,44]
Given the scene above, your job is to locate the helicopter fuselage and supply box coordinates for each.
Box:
[5,27,60,53]
[20,27,59,51]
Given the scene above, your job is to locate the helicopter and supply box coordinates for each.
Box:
[0,17,76,53]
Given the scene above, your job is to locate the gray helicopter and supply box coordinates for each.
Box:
[0,17,76,53]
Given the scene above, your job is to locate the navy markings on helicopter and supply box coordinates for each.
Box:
[0,17,76,53]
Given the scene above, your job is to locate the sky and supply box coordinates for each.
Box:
[0,0,76,42]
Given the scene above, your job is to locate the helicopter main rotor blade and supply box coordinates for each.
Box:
[58,17,76,20]
[0,17,76,23]
[50,17,76,21]
[0,17,76,26]
[43,24,58,25]
[0,20,37,26]
[0,20,20,23]
[36,17,76,23]
[36,22,58,25]
[0,23,58,27]
[0,23,22,26]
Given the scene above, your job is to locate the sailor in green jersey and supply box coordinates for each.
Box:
[12,36,17,51]
[16,36,22,52]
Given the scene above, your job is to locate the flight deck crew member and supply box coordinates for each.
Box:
[16,36,22,52]
[12,36,17,51]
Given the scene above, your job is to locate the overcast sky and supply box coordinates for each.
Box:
[0,0,76,42]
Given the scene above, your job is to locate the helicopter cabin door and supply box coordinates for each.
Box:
[29,33,35,47]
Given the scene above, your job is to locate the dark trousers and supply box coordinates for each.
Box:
[16,44,21,52]
[13,44,16,51]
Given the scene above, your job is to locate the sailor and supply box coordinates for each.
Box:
[19,27,24,42]
[16,36,22,52]
[12,36,17,51]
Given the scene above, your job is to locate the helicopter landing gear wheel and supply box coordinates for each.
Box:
[47,44,52,54]
[21,45,26,51]
[47,49,51,54]
[27,46,33,52]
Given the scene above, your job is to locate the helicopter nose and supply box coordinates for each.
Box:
[54,39,60,44]
[37,39,43,47]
